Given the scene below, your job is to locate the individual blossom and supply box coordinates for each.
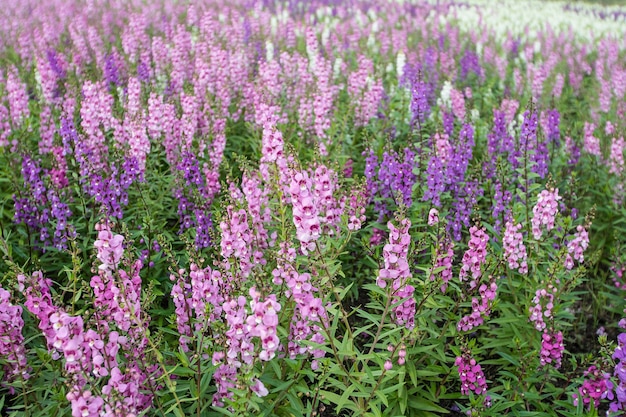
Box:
[251,378,269,397]
[428,208,439,226]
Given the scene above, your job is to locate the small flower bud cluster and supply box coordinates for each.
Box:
[384,344,407,370]
[503,221,528,274]
[531,188,561,240]
[456,352,488,396]
[459,225,489,288]
[433,236,454,293]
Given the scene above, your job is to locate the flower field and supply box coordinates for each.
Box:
[1,0,626,415]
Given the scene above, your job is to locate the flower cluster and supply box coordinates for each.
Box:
[456,352,488,396]
[272,242,327,368]
[573,366,610,409]
[288,171,320,253]
[365,148,417,221]
[457,281,497,332]
[175,151,215,249]
[21,221,156,416]
[539,330,564,368]
[13,154,74,250]
[531,188,561,240]
[529,285,556,332]
[583,122,601,157]
[210,287,281,405]
[171,264,225,352]
[503,221,528,274]
[459,225,489,287]
[377,219,411,290]
[377,219,415,329]
[609,136,625,175]
[0,287,30,389]
[246,288,281,362]
[344,184,368,231]
[424,155,446,208]
[607,333,626,412]
[565,225,589,269]
[22,271,105,416]
[220,205,255,279]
